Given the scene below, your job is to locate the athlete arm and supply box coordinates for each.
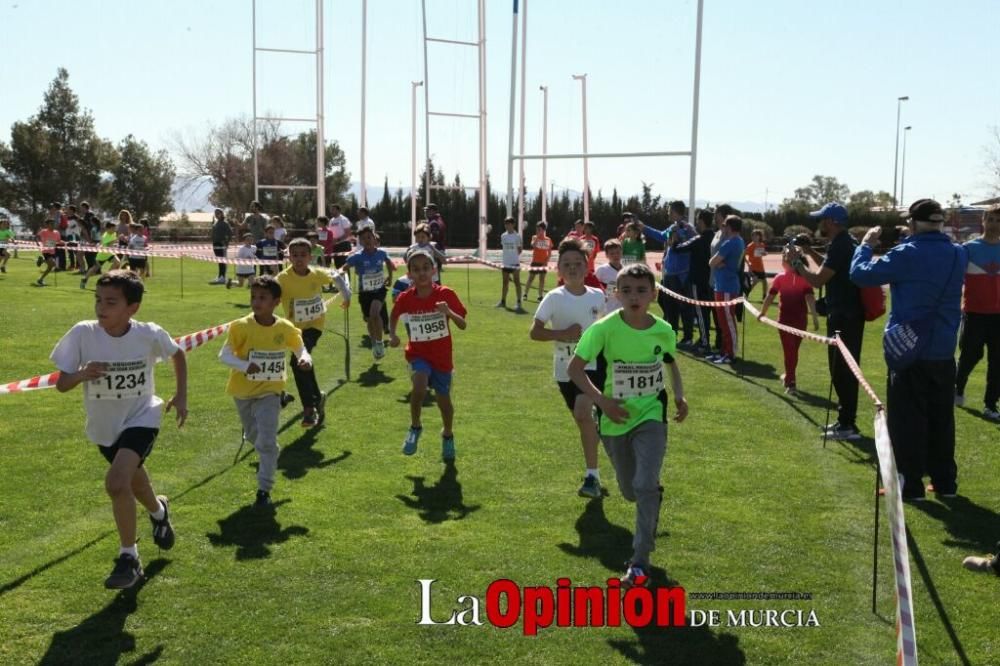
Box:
[295,345,312,369]
[805,293,820,330]
[529,319,581,342]
[758,292,776,319]
[165,349,188,427]
[437,301,467,330]
[568,355,628,422]
[55,361,108,392]
[667,359,688,422]
[384,256,395,281]
[219,343,253,373]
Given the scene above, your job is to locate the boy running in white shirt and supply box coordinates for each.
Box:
[595,239,625,312]
[497,217,525,312]
[531,238,608,498]
[50,270,187,589]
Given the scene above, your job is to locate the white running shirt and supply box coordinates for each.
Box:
[501,231,522,268]
[595,263,623,312]
[534,285,606,381]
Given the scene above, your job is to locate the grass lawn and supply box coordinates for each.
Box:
[0,253,998,665]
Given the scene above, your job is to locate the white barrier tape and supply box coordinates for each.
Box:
[873,411,919,666]
[657,283,745,308]
[11,239,181,259]
[183,253,285,267]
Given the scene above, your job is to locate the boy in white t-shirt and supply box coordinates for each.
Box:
[50,270,188,589]
[496,216,525,313]
[530,237,607,498]
[595,239,625,312]
[227,233,258,289]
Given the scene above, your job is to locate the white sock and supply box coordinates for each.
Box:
[120,544,139,559]
[149,500,166,521]
[586,468,600,481]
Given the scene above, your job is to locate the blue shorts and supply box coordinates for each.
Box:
[409,358,452,396]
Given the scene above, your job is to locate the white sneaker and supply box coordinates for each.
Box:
[372,340,386,361]
[210,276,226,285]
[954,394,965,407]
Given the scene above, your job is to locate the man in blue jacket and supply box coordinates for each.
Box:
[642,201,696,347]
[849,199,968,501]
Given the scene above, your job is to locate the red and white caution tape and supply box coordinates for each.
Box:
[741,301,837,346]
[0,371,62,395]
[657,283,745,308]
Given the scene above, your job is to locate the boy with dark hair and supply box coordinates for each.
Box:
[256,224,285,276]
[389,249,467,461]
[344,227,396,360]
[531,237,608,497]
[596,239,625,312]
[407,223,446,282]
[126,222,148,277]
[36,218,62,286]
[50,269,187,588]
[497,216,525,312]
[524,222,553,301]
[569,262,688,586]
[219,275,311,506]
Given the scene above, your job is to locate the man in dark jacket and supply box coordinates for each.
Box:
[671,208,716,353]
[850,199,968,500]
[210,208,233,284]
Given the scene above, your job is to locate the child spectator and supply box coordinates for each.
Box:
[227,233,258,289]
[621,222,646,265]
[305,231,324,265]
[596,239,625,312]
[36,218,61,286]
[271,216,288,244]
[745,230,768,301]
[0,218,13,273]
[389,250,467,461]
[219,275,311,507]
[50,270,186,588]
[758,249,819,395]
[406,223,446,283]
[524,222,553,301]
[497,217,525,312]
[531,237,608,497]
[316,216,335,267]
[569,263,688,587]
[125,222,148,278]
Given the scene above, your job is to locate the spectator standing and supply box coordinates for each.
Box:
[642,201,696,347]
[672,209,716,353]
[243,201,267,241]
[328,204,353,269]
[210,208,233,285]
[425,203,447,254]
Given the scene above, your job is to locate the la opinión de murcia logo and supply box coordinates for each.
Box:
[417,580,821,633]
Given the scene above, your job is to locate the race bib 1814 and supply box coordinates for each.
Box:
[612,361,664,399]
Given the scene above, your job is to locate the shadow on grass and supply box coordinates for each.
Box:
[206,500,309,560]
[732,358,779,380]
[906,529,972,666]
[736,375,833,431]
[276,379,349,435]
[397,390,436,407]
[0,531,115,597]
[911,495,1000,556]
[557,500,746,664]
[277,423,351,480]
[38,559,169,666]
[357,363,395,388]
[396,461,480,523]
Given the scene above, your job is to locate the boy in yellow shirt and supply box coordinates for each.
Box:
[276,238,351,428]
[219,275,312,507]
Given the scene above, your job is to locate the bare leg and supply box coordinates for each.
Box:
[370,301,384,341]
[573,396,600,470]
[513,271,523,303]
[538,272,547,299]
[130,466,160,513]
[106,449,143,547]
[501,271,510,302]
[410,372,429,428]
[437,393,454,437]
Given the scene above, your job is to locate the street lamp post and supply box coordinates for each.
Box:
[892,95,909,207]
[900,125,912,207]
[572,73,589,224]
[539,84,548,223]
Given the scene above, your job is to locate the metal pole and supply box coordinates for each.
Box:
[316,0,326,218]
[411,81,424,246]
[516,0,528,235]
[360,0,367,208]
[421,0,431,207]
[573,74,589,224]
[540,85,548,224]
[252,0,259,204]
[688,0,704,228]
[505,0,520,217]
[872,462,881,614]
[892,96,908,208]
[478,0,488,260]
[900,126,911,207]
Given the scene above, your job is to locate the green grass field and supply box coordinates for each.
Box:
[1,253,998,665]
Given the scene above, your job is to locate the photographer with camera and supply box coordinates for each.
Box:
[785,202,864,440]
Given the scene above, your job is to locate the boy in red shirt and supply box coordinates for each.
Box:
[37,218,62,286]
[524,222,553,301]
[389,249,468,461]
[580,221,602,274]
[745,230,768,301]
[758,249,819,394]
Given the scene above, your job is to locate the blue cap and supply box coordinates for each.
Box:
[809,202,848,224]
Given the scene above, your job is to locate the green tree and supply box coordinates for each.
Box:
[847,189,894,215]
[101,135,175,223]
[779,175,851,214]
[0,68,114,228]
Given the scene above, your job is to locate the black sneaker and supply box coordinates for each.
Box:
[36,255,44,267]
[280,392,296,409]
[104,553,143,589]
[255,490,272,507]
[149,495,175,550]
[316,391,327,426]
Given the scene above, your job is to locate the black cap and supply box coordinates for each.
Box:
[901,198,945,223]
[424,203,438,210]
[622,212,633,219]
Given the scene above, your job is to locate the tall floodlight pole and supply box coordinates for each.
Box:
[539,84,548,223]
[892,95,909,208]
[420,0,431,207]
[359,0,367,207]
[478,0,488,260]
[687,0,704,227]
[900,125,912,207]
[572,74,589,224]
[315,0,326,217]
[252,0,259,203]
[505,0,520,217]
[516,0,528,235]
[411,81,424,245]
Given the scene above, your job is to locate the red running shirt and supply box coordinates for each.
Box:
[769,270,814,323]
[391,283,467,372]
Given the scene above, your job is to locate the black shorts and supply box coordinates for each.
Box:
[332,241,352,269]
[97,427,159,465]
[0,248,8,258]
[128,257,147,270]
[557,369,605,411]
[359,288,389,327]
[751,271,766,280]
[530,261,546,268]
[502,266,520,274]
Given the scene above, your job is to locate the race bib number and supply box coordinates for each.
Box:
[262,245,278,258]
[612,361,664,399]
[88,360,150,400]
[533,240,549,250]
[294,296,326,323]
[407,311,449,342]
[247,350,286,382]
[622,256,641,265]
[317,230,329,241]
[554,343,595,377]
[45,239,57,247]
[754,247,765,258]
[361,271,385,292]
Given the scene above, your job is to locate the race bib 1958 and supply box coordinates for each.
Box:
[361,271,385,292]
[293,296,326,323]
[612,360,664,399]
[407,311,449,342]
[247,350,286,382]
[87,359,150,400]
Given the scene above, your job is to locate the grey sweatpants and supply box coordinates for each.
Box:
[600,420,667,566]
[235,394,281,492]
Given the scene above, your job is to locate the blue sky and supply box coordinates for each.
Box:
[1,0,998,209]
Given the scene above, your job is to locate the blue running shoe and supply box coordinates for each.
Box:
[442,434,456,462]
[403,426,422,455]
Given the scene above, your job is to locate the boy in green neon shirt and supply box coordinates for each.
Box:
[568,262,688,587]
